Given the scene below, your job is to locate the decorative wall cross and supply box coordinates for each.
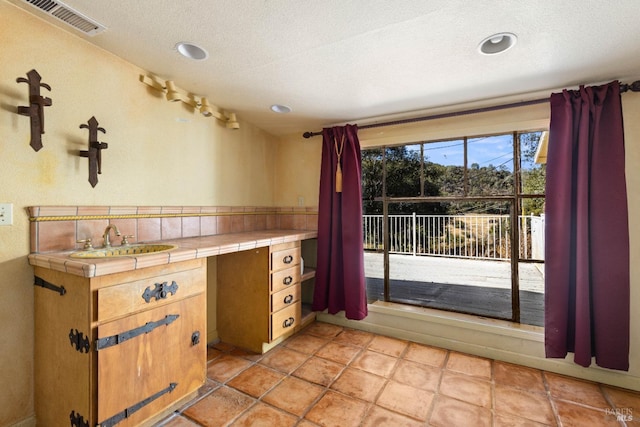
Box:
[16,69,52,152]
[79,116,108,187]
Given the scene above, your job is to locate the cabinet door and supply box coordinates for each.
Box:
[96,294,205,427]
[34,270,94,427]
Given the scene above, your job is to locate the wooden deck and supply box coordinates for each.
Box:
[364,253,545,326]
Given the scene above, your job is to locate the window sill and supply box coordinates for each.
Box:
[368,300,544,342]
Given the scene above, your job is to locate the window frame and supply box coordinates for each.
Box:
[363,129,546,324]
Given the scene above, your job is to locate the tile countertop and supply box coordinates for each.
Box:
[28,229,318,278]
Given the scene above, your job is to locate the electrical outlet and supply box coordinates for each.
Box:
[298,196,304,206]
[0,204,13,226]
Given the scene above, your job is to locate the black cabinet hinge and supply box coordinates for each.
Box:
[34,276,66,295]
[69,329,90,353]
[95,314,179,350]
[69,410,89,427]
[97,383,177,427]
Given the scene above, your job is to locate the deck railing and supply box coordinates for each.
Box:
[363,213,544,261]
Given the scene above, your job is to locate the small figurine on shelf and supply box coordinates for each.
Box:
[16,69,52,152]
[79,116,108,187]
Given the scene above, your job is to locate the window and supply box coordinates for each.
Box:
[362,131,546,325]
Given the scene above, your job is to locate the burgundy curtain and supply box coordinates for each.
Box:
[545,81,629,370]
[312,125,368,320]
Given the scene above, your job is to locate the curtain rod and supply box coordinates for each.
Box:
[302,80,640,139]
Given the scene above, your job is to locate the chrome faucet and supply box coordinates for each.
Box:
[102,224,121,248]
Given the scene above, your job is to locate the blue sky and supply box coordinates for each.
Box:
[398,133,539,171]
[406,134,515,171]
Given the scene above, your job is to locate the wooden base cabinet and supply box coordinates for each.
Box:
[217,242,304,353]
[33,258,207,427]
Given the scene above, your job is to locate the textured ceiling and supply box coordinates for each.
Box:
[10,0,640,136]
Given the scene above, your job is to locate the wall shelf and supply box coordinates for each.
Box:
[301,267,316,282]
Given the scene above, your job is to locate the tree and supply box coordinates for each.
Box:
[519,132,546,215]
[361,132,546,216]
[384,146,421,198]
[361,148,384,214]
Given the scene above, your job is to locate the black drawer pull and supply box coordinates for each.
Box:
[142,280,178,303]
[284,295,293,304]
[282,317,295,328]
[283,276,293,286]
[283,255,294,264]
[191,331,201,346]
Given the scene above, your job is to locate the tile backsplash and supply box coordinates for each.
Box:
[29,206,318,253]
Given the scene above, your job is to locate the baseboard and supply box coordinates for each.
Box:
[10,416,36,427]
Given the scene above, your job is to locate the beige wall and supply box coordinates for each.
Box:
[274,134,322,207]
[623,88,640,385]
[0,3,279,425]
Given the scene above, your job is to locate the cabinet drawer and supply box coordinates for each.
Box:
[271,265,300,293]
[271,303,300,341]
[271,284,300,313]
[97,266,205,322]
[271,246,300,272]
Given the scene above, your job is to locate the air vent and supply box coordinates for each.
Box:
[22,0,106,36]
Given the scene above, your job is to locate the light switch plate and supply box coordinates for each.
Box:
[0,203,13,226]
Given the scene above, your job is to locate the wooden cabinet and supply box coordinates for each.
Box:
[217,241,316,353]
[33,258,207,427]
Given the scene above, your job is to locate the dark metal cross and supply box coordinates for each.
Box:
[79,116,108,187]
[16,69,52,152]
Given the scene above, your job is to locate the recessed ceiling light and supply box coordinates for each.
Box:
[270,104,292,114]
[175,42,208,60]
[478,32,517,55]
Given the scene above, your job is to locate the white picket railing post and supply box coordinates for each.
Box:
[412,212,417,256]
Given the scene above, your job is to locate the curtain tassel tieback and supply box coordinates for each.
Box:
[334,134,345,192]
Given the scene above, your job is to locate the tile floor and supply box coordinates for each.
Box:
[157,322,640,426]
